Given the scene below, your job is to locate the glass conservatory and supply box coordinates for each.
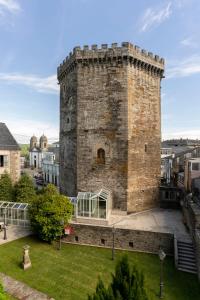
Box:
[73,188,112,220]
[0,201,30,227]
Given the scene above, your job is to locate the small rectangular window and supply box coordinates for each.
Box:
[101,238,105,245]
[145,144,147,153]
[0,155,4,167]
[129,242,133,248]
[192,163,199,171]
[75,236,79,242]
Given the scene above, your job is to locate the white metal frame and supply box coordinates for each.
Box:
[0,201,30,227]
[75,188,111,220]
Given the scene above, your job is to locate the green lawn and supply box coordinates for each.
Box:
[0,236,199,300]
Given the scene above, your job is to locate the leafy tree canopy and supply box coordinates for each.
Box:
[14,173,36,203]
[89,256,149,300]
[0,172,14,202]
[20,144,29,160]
[29,184,73,242]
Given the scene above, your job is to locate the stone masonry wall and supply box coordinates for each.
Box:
[63,223,174,255]
[127,65,161,212]
[10,151,20,183]
[76,62,128,210]
[59,69,77,196]
[58,43,164,211]
[0,150,20,183]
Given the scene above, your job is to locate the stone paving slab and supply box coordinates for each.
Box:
[0,273,54,300]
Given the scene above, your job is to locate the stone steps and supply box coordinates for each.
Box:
[176,239,197,274]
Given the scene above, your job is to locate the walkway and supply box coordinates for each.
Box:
[0,273,54,300]
[0,225,31,245]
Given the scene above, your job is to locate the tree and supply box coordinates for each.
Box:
[14,173,36,203]
[20,144,29,159]
[29,184,73,242]
[0,172,14,202]
[88,256,149,300]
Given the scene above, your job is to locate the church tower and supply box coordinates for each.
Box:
[30,135,37,151]
[58,42,164,213]
[39,134,48,150]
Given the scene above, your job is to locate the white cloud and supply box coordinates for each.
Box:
[140,2,172,32]
[163,129,200,140]
[0,73,59,94]
[181,37,198,48]
[1,118,59,144]
[0,0,21,16]
[167,55,200,78]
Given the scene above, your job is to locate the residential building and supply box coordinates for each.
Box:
[41,152,59,187]
[0,122,20,182]
[184,158,200,192]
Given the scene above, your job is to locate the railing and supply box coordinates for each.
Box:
[195,230,200,280]
[174,234,179,269]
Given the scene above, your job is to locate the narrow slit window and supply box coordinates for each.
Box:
[145,144,147,153]
[97,148,105,164]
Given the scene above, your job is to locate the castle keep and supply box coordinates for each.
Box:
[58,42,164,213]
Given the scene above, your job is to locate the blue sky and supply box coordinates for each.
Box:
[0,0,200,143]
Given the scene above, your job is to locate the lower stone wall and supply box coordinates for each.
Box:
[63,223,174,255]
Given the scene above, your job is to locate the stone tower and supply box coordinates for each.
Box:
[58,42,164,213]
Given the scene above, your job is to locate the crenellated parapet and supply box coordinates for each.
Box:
[57,42,165,81]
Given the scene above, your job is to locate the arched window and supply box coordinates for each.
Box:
[97,148,105,164]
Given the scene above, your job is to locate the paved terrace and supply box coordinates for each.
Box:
[0,225,31,245]
[109,208,189,238]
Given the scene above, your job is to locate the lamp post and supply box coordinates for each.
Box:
[3,208,7,240]
[112,226,115,260]
[158,248,166,299]
[58,219,64,250]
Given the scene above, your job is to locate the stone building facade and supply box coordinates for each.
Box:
[0,123,20,182]
[58,42,164,213]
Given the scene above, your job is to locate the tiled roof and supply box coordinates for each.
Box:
[0,123,20,151]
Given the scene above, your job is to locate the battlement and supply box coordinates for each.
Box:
[57,42,165,80]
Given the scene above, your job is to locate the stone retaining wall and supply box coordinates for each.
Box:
[63,223,174,255]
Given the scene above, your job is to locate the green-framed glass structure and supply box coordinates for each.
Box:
[0,201,30,227]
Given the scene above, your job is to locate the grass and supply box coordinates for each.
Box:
[0,236,199,300]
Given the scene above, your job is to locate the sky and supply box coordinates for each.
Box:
[0,0,200,143]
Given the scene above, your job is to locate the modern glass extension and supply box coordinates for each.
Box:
[74,188,112,220]
[0,201,30,227]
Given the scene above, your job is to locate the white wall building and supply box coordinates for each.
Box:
[42,152,59,187]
